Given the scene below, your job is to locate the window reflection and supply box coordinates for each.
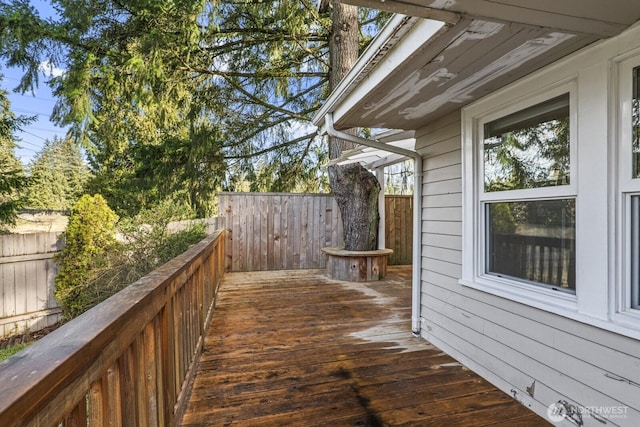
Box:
[486,199,576,292]
[484,94,570,192]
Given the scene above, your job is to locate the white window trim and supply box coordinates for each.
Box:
[462,79,579,314]
[458,28,640,341]
[612,51,640,329]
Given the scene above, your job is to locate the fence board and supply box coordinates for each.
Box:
[219,193,413,272]
[385,196,413,266]
[273,195,281,270]
[261,196,269,270]
[281,197,288,269]
[2,266,15,318]
[0,232,63,338]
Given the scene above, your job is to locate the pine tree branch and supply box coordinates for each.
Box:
[223,132,316,160]
[175,53,327,79]
[219,75,312,122]
[290,35,330,68]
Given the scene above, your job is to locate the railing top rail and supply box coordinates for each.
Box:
[0,229,224,424]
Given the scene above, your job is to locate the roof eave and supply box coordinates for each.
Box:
[312,14,444,128]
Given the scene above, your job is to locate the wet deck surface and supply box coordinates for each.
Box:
[179,267,549,426]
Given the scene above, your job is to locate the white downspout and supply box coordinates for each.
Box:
[376,167,385,250]
[322,113,423,336]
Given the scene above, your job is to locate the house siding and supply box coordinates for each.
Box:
[416,107,640,425]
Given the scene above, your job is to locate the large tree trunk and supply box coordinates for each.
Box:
[330,163,380,250]
[328,0,380,251]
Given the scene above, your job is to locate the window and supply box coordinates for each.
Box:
[480,92,576,294]
[483,94,571,192]
[459,36,640,338]
[633,66,640,179]
[629,67,640,310]
[619,60,640,316]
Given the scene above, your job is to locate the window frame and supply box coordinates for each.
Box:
[458,37,640,340]
[627,195,640,310]
[461,80,579,314]
[614,52,640,327]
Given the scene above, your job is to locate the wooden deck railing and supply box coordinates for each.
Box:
[0,229,225,427]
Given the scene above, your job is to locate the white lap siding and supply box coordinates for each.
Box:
[416,112,640,426]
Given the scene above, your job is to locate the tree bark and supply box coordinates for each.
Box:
[327,1,380,251]
[330,163,380,250]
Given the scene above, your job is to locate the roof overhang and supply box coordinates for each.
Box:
[313,1,640,131]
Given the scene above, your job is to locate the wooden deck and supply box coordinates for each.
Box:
[179,266,549,426]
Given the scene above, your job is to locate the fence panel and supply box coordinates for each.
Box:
[219,193,413,272]
[0,232,63,338]
[220,193,342,271]
[385,195,413,266]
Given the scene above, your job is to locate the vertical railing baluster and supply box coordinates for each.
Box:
[142,321,158,427]
[119,346,136,427]
[88,378,105,426]
[106,364,122,426]
[61,397,87,427]
[134,335,148,427]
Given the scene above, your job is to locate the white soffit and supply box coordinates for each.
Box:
[315,1,640,131]
[313,14,444,127]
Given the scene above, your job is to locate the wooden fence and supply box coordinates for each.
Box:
[219,192,413,272]
[385,195,413,265]
[0,232,63,339]
[0,229,225,427]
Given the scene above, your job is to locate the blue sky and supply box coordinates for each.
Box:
[2,0,66,166]
[2,68,65,165]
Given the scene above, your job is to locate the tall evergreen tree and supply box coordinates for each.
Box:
[24,136,90,210]
[0,82,30,230]
[0,1,388,220]
[325,0,381,251]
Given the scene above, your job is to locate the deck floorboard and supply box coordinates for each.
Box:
[179,267,549,426]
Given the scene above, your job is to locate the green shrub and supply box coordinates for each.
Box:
[54,194,119,320]
[55,196,207,320]
[111,199,204,276]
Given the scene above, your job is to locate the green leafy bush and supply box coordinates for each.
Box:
[54,194,119,320]
[55,196,207,320]
[114,199,202,273]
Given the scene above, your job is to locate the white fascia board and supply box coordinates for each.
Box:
[312,15,444,127]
